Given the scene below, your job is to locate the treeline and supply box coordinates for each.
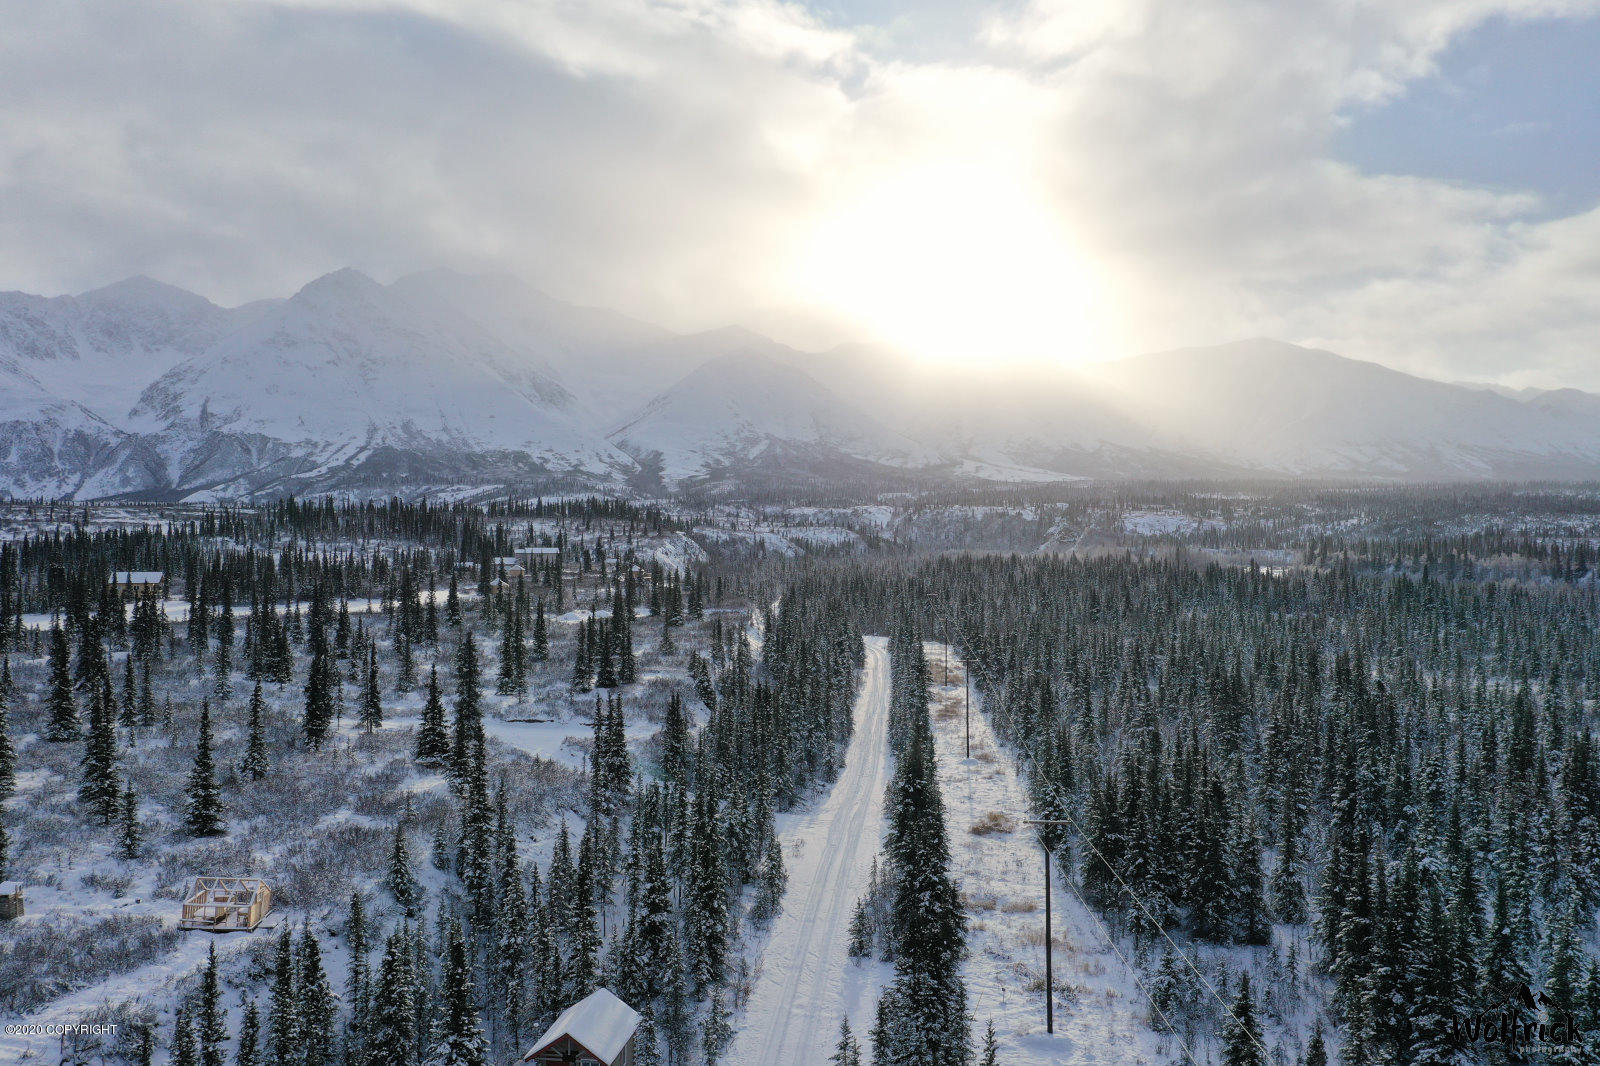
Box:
[804,551,1600,1064]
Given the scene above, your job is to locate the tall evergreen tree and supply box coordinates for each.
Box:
[46,623,80,740]
[235,1001,261,1066]
[243,682,270,780]
[185,699,225,836]
[425,922,489,1066]
[79,681,120,823]
[415,664,450,764]
[1220,973,1264,1066]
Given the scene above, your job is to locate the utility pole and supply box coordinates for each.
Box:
[1024,819,1072,1033]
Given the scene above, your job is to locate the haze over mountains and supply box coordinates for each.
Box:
[4,267,1600,500]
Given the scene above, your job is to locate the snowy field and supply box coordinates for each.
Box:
[925,648,1174,1065]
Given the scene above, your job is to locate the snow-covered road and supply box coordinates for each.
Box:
[728,635,893,1066]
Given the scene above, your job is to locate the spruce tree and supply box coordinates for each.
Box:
[79,681,120,823]
[980,1021,999,1066]
[415,664,450,764]
[831,1018,864,1066]
[198,943,227,1066]
[451,633,482,783]
[46,623,80,740]
[268,928,300,1064]
[296,923,336,1066]
[242,682,269,780]
[702,990,733,1066]
[0,672,14,802]
[117,784,142,859]
[531,601,548,662]
[171,1005,198,1066]
[235,1000,261,1066]
[302,645,337,748]
[360,645,383,732]
[371,928,419,1066]
[425,921,489,1066]
[1220,973,1264,1066]
[185,699,225,836]
[387,821,423,915]
[1304,1025,1327,1066]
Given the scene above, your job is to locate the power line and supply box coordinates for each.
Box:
[1024,755,1275,1062]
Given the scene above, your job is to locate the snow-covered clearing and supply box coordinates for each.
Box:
[727,635,894,1066]
[927,646,1173,1066]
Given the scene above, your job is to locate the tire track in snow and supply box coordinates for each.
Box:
[728,635,893,1066]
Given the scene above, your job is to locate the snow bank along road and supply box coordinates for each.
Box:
[727,635,893,1066]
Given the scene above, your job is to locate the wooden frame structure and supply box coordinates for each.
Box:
[179,876,272,932]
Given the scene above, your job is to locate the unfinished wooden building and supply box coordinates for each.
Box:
[178,876,272,932]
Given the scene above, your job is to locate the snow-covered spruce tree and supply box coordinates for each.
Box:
[185,699,225,836]
[198,943,227,1066]
[235,1000,261,1066]
[387,821,423,916]
[302,643,338,748]
[684,788,730,990]
[46,623,80,740]
[450,632,482,784]
[0,817,9,882]
[171,1005,198,1066]
[632,1007,662,1066]
[1220,972,1264,1066]
[875,625,968,1066]
[79,680,120,823]
[701,990,733,1066]
[344,892,372,1064]
[831,1018,863,1066]
[242,682,269,780]
[360,645,382,732]
[370,927,420,1066]
[296,922,337,1066]
[425,921,489,1066]
[269,928,300,1063]
[117,784,142,859]
[414,665,450,764]
[0,667,15,802]
[1304,1025,1328,1066]
[979,1021,999,1066]
[531,600,548,662]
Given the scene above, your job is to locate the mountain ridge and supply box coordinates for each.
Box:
[4,269,1600,499]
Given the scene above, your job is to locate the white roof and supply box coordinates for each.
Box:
[525,988,640,1063]
[0,881,20,894]
[111,571,164,583]
[516,546,561,554]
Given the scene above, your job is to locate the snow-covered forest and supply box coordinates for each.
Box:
[1,486,1598,1065]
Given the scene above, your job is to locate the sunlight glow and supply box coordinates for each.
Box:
[795,162,1108,367]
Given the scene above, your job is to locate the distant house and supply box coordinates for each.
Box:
[514,545,562,569]
[492,557,528,579]
[178,876,272,932]
[108,571,165,596]
[522,988,641,1066]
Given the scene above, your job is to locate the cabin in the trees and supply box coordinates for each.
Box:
[522,988,641,1066]
[492,557,528,580]
[178,876,273,932]
[0,882,23,920]
[515,545,562,569]
[108,571,165,597]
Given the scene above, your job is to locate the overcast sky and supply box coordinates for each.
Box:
[2,0,1597,386]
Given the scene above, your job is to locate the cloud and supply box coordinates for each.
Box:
[0,0,1597,384]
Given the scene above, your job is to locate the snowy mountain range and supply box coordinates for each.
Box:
[5,267,1600,499]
